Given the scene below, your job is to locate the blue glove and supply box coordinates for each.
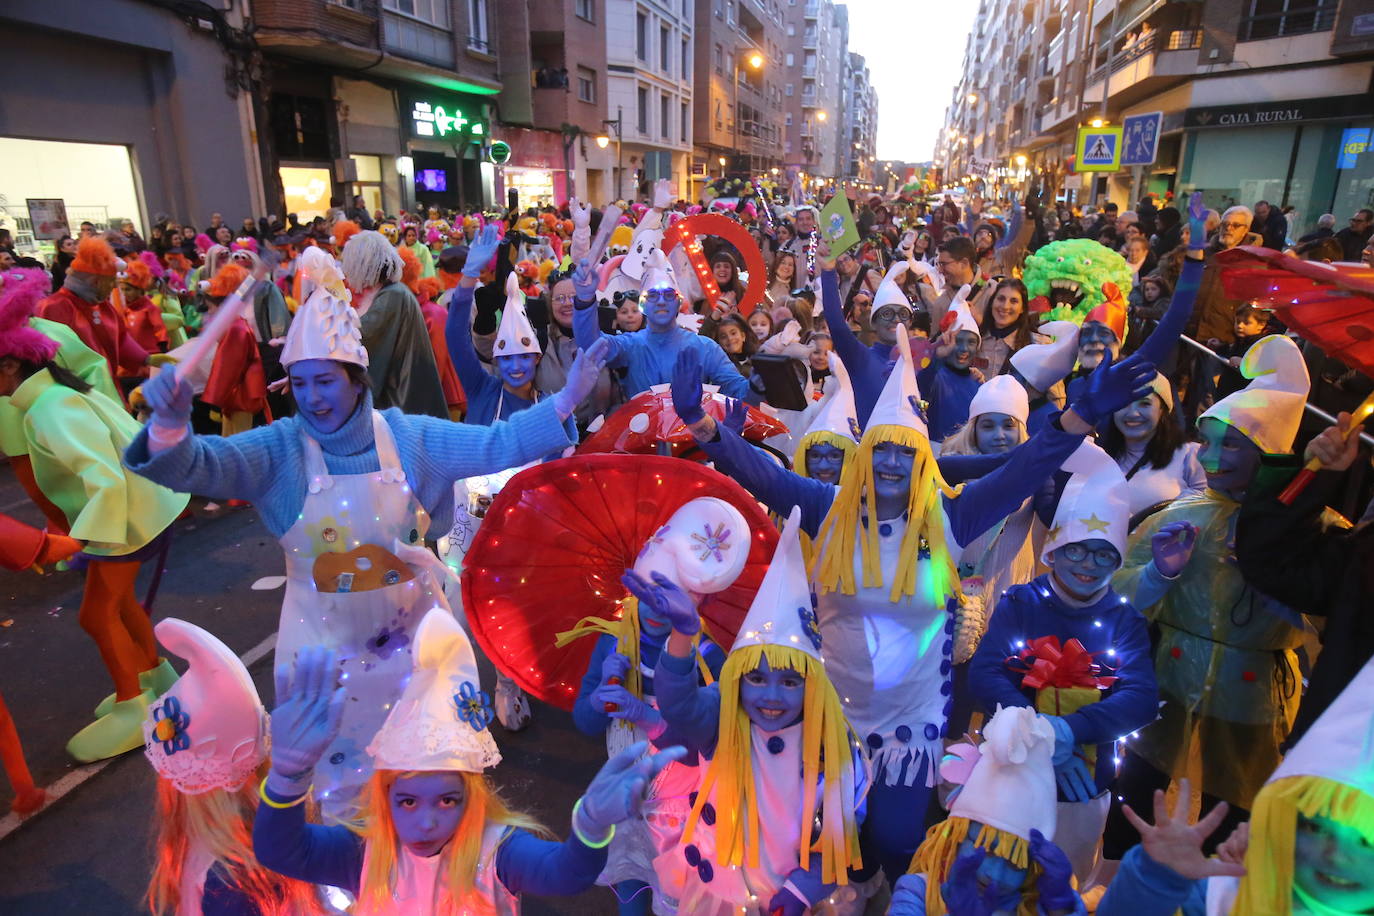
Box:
[721,397,748,435]
[268,647,346,795]
[621,570,700,636]
[577,740,688,839]
[1068,350,1157,426]
[671,348,706,426]
[1030,828,1080,912]
[1186,190,1208,253]
[1043,714,1076,767]
[572,256,599,302]
[462,225,502,278]
[767,885,807,916]
[1056,755,1097,802]
[601,651,631,685]
[939,846,999,916]
[552,337,610,419]
[591,683,662,731]
[143,368,194,431]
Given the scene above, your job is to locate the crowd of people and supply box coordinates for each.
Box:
[0,173,1372,916]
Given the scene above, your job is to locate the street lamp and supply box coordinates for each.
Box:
[817,110,828,122]
[1089,117,1105,128]
[601,108,624,200]
[967,92,978,103]
[733,46,765,175]
[1015,153,1028,166]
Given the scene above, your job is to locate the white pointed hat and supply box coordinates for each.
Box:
[1199,334,1309,454]
[969,374,1029,424]
[367,608,502,773]
[280,247,369,369]
[865,324,928,437]
[731,507,824,661]
[945,284,980,338]
[873,261,911,310]
[493,272,541,357]
[1269,655,1374,796]
[803,352,861,444]
[632,497,751,596]
[1040,440,1131,564]
[945,705,1058,842]
[1009,320,1080,393]
[143,618,268,794]
[640,247,679,294]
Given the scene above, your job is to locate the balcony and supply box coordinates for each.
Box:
[1083,30,1199,107]
[382,10,455,68]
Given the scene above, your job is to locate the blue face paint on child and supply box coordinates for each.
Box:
[289,358,366,434]
[1294,812,1374,912]
[950,833,1027,911]
[739,655,805,732]
[389,771,467,857]
[638,593,672,638]
[1049,537,1120,600]
[494,352,539,391]
[806,442,846,484]
[946,330,980,370]
[1196,417,1263,498]
[973,412,1020,454]
[871,440,916,519]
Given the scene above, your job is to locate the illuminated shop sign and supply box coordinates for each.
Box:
[407,95,487,140]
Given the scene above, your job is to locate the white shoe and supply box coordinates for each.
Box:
[495,674,531,731]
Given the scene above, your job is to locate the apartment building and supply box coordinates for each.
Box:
[781,0,845,181]
[843,51,879,185]
[940,0,1374,237]
[691,0,788,194]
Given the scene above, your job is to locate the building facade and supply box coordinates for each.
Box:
[940,0,1374,239]
[781,0,845,182]
[843,51,878,184]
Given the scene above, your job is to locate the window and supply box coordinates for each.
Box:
[577,66,597,103]
[785,82,793,96]
[467,0,488,50]
[1239,0,1337,40]
[661,94,671,139]
[714,43,725,74]
[715,0,722,18]
[575,0,595,21]
[638,86,650,134]
[682,38,690,78]
[385,0,450,28]
[681,101,689,142]
[637,11,648,61]
[785,112,793,126]
[727,0,735,24]
[787,23,795,36]
[785,53,794,66]
[661,26,672,74]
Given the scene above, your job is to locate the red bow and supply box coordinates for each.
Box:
[1009,635,1117,690]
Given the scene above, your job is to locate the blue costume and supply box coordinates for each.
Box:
[968,575,1159,797]
[571,297,751,399]
[252,783,608,900]
[1094,845,1214,916]
[888,872,1088,915]
[917,360,980,443]
[572,631,725,743]
[820,269,890,425]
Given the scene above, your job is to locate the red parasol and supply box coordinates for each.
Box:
[578,385,788,457]
[461,454,780,710]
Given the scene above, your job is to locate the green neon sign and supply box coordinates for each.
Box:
[409,99,487,140]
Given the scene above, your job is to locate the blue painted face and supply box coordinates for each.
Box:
[1078,321,1120,371]
[973,412,1021,454]
[638,594,671,638]
[494,352,539,390]
[1050,537,1120,600]
[806,442,846,484]
[871,440,917,509]
[289,358,365,434]
[739,655,805,732]
[1294,812,1374,912]
[389,771,467,858]
[949,833,1027,911]
[642,286,680,332]
[947,330,980,370]
[1196,417,1263,497]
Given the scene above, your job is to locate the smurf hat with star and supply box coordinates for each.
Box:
[143,618,268,794]
[1040,440,1130,565]
[685,508,863,885]
[793,351,860,477]
[1009,320,1080,393]
[814,324,964,602]
[493,272,541,357]
[366,608,502,773]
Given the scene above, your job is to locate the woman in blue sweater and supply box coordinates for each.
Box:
[128,249,608,821]
[254,611,685,915]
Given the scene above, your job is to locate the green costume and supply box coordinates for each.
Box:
[0,317,120,457]
[1022,238,1133,321]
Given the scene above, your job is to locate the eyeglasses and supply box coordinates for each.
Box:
[1059,543,1121,568]
[1220,221,1249,231]
[642,289,678,304]
[872,305,913,324]
[611,290,641,304]
[551,293,576,304]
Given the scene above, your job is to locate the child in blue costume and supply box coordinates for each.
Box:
[916,293,982,444]
[565,497,739,915]
[634,508,868,916]
[970,441,1159,883]
[817,259,916,426]
[126,247,611,821]
[445,225,576,442]
[672,322,1161,889]
[253,611,687,915]
[572,250,752,400]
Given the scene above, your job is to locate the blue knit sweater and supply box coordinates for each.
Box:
[123,390,573,536]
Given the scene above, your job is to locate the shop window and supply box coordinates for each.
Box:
[1239,0,1337,41]
[575,0,595,21]
[384,0,450,28]
[269,93,331,161]
[637,12,649,61]
[577,66,597,103]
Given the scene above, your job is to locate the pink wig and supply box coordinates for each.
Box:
[686,204,703,216]
[231,236,259,253]
[194,233,213,253]
[138,250,166,279]
[425,228,443,244]
[0,268,60,363]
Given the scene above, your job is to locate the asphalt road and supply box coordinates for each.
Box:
[0,463,611,915]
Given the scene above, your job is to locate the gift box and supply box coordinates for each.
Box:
[1011,636,1117,769]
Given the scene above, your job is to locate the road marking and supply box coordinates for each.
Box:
[0,631,278,842]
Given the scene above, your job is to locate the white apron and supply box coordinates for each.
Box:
[814,513,958,787]
[278,411,453,821]
[355,823,518,915]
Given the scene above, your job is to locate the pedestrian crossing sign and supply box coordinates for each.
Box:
[1075,126,1123,172]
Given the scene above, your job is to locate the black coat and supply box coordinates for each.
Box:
[1237,461,1374,747]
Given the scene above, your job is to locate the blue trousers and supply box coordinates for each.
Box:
[857,755,933,887]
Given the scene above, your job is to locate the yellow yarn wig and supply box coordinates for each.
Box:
[811,424,964,603]
[791,429,858,479]
[1232,774,1374,915]
[907,816,1042,916]
[683,642,863,885]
